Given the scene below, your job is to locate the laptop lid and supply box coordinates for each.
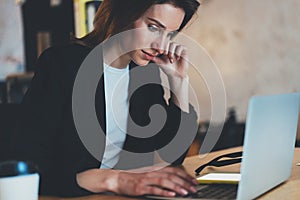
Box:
[237,92,300,200]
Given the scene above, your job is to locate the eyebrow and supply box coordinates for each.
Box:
[147,17,166,29]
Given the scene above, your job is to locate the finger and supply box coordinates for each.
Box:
[174,45,187,61]
[162,40,170,56]
[161,167,197,183]
[147,177,190,196]
[167,42,177,63]
[147,171,197,193]
[144,186,176,197]
[181,48,189,63]
[165,172,197,193]
[152,54,172,67]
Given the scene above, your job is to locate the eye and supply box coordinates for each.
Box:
[148,24,159,32]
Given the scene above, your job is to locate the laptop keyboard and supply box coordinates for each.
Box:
[183,184,238,199]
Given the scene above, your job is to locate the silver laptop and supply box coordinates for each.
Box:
[149,92,300,200]
[236,92,299,199]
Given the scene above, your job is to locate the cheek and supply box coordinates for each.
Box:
[133,30,152,49]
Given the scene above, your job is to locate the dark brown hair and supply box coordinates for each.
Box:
[76,0,200,48]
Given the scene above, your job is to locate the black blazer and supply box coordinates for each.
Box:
[12,43,198,197]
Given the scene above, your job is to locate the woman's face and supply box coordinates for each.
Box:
[121,3,185,66]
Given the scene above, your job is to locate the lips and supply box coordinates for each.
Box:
[141,50,157,60]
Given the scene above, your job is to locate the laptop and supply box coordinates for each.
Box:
[148,92,300,200]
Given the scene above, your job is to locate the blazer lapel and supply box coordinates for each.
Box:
[94,48,106,163]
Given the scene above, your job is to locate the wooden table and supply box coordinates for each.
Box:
[40,147,300,200]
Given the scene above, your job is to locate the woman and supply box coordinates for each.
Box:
[14,0,200,197]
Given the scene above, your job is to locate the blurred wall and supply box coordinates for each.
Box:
[184,0,300,122]
[1,0,299,124]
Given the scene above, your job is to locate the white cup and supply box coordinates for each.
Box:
[0,161,39,200]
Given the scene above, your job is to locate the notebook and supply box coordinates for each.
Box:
[148,92,300,200]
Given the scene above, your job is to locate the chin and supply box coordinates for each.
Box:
[130,51,152,66]
[132,59,150,67]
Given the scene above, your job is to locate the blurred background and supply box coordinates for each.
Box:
[0,0,299,156]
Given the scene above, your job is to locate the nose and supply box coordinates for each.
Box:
[151,34,168,55]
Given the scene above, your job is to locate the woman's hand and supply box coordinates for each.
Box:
[152,42,190,113]
[76,166,198,197]
[116,166,197,196]
[152,41,189,79]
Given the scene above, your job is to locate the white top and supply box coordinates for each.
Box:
[100,63,129,169]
